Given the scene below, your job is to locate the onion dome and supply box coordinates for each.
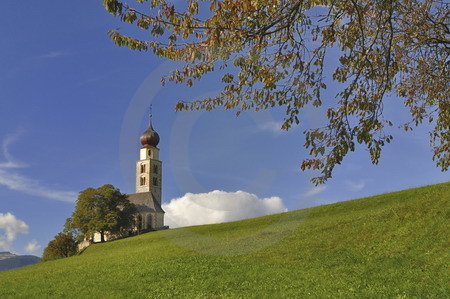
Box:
[140,121,160,148]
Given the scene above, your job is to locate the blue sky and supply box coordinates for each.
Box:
[0,1,447,256]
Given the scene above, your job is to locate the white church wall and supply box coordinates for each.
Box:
[156,213,164,228]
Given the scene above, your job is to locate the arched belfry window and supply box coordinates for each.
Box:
[153,177,158,186]
[140,176,146,186]
[153,165,158,174]
[140,164,146,173]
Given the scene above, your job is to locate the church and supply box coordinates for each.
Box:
[91,117,166,243]
[127,118,166,231]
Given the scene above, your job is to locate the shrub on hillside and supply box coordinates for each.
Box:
[41,232,78,262]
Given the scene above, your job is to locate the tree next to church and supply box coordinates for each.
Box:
[66,184,137,242]
[102,0,449,184]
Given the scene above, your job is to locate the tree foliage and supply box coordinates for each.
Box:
[66,184,137,242]
[41,232,78,262]
[103,0,449,184]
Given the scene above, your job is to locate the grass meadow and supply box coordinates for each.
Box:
[0,182,448,298]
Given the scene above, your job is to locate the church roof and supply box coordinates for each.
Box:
[140,121,160,148]
[127,192,164,213]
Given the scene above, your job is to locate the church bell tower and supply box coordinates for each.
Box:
[136,116,162,205]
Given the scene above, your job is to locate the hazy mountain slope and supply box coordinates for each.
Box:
[0,252,40,272]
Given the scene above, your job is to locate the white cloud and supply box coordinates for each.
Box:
[0,169,77,202]
[162,190,287,228]
[24,239,41,254]
[302,185,326,198]
[0,132,77,202]
[344,180,366,192]
[258,121,286,134]
[0,212,29,251]
[0,132,27,169]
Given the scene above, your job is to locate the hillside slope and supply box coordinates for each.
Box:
[0,182,448,298]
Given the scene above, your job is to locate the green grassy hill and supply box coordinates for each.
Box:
[1,182,448,298]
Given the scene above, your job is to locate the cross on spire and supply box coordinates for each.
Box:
[149,104,153,125]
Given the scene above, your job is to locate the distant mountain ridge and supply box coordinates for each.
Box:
[0,251,40,272]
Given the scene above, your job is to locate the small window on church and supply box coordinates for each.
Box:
[153,177,158,186]
[153,165,158,174]
[140,177,147,186]
[140,164,146,173]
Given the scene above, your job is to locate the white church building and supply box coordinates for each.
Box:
[92,117,166,243]
[127,118,166,231]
